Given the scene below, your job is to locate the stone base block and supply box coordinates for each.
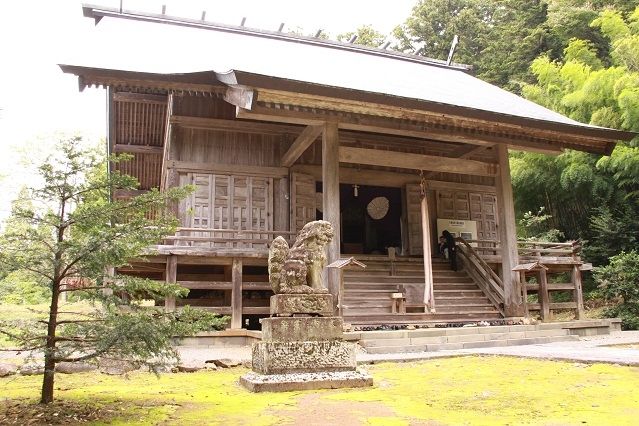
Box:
[270,294,334,316]
[261,317,344,342]
[252,341,356,374]
[239,370,373,392]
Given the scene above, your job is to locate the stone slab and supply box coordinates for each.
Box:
[261,317,344,342]
[240,370,373,392]
[252,341,356,374]
[270,294,334,316]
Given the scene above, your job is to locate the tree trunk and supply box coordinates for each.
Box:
[40,278,60,404]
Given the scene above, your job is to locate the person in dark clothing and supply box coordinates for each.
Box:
[442,230,457,271]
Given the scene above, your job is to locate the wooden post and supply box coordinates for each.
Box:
[420,188,435,312]
[572,265,585,320]
[322,121,341,311]
[495,145,523,316]
[231,258,243,329]
[520,271,529,317]
[538,269,550,321]
[165,255,177,312]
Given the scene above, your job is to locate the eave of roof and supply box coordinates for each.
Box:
[67,4,637,153]
[222,70,635,144]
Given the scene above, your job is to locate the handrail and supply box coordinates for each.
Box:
[461,239,581,258]
[455,237,505,316]
[175,227,296,235]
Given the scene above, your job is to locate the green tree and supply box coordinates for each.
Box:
[394,0,551,92]
[337,25,387,47]
[594,251,639,329]
[0,136,221,404]
[517,6,639,267]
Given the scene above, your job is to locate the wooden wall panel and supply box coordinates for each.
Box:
[176,128,284,167]
[290,172,316,233]
[172,95,235,119]
[115,153,162,190]
[405,184,423,255]
[113,95,167,146]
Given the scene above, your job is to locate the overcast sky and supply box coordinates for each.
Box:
[0,0,416,221]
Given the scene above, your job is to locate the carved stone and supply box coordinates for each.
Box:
[261,317,343,342]
[269,220,334,294]
[270,294,334,316]
[252,341,356,374]
[240,223,372,392]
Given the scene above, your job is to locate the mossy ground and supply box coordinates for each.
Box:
[1,356,638,425]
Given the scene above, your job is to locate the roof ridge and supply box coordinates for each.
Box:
[82,3,472,72]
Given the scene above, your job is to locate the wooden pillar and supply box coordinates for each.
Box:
[165,255,177,312]
[495,145,523,316]
[520,271,529,317]
[572,265,585,320]
[231,258,243,329]
[538,269,550,321]
[322,121,341,310]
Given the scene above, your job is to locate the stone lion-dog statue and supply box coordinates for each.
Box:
[269,220,334,294]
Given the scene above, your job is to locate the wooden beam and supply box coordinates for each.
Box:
[495,145,523,316]
[424,145,491,179]
[231,258,243,329]
[237,105,568,153]
[113,144,164,155]
[113,92,167,104]
[255,89,609,152]
[170,115,302,135]
[161,93,174,192]
[339,146,498,177]
[322,121,340,312]
[165,255,177,312]
[292,164,496,192]
[167,160,288,177]
[281,125,323,167]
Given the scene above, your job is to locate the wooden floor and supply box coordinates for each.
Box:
[342,256,502,326]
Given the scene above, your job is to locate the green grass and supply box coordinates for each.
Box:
[0,301,97,348]
[1,356,638,425]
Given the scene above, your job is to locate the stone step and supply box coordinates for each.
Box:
[344,311,503,323]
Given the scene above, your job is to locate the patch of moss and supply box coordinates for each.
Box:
[1,357,638,425]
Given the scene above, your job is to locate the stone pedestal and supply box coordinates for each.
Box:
[240,294,373,392]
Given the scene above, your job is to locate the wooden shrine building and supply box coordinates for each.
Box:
[61,4,634,329]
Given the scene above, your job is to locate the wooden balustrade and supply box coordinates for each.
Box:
[455,237,505,316]
[163,227,296,248]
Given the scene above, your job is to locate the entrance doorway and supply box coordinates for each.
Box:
[339,184,402,255]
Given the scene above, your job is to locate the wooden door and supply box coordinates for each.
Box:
[437,190,470,219]
[290,172,316,234]
[471,192,498,241]
[182,172,273,248]
[405,183,423,255]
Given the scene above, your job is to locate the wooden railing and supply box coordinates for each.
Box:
[460,239,582,260]
[455,237,505,316]
[163,228,296,248]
